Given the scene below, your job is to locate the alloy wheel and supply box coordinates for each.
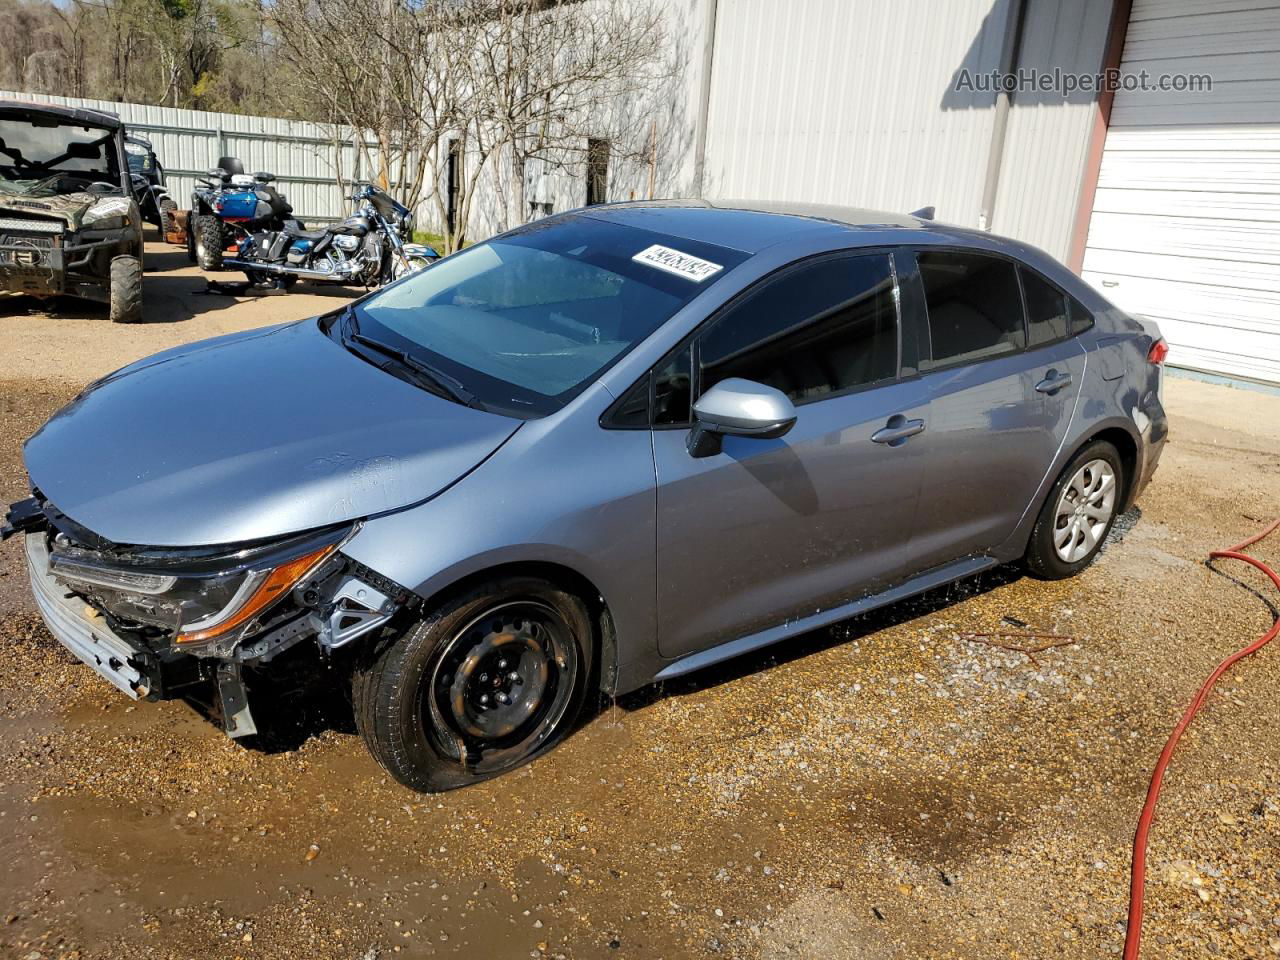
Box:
[1053,458,1117,563]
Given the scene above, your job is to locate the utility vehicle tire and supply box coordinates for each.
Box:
[157,196,177,240]
[1024,439,1124,580]
[186,212,198,262]
[197,213,225,271]
[352,577,594,793]
[108,254,143,323]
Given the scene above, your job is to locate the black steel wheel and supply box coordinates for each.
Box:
[352,577,594,792]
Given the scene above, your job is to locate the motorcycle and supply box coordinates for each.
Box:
[189,158,294,270]
[223,181,438,290]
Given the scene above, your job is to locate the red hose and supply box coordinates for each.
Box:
[1123,519,1280,960]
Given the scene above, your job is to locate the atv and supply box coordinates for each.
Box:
[188,158,293,271]
[0,100,144,323]
[125,134,176,237]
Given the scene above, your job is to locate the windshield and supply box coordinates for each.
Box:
[0,116,122,197]
[125,139,154,177]
[346,215,747,416]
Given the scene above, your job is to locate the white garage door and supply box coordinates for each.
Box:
[1082,0,1280,384]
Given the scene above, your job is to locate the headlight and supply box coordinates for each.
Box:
[172,544,334,644]
[48,526,348,648]
[82,198,133,231]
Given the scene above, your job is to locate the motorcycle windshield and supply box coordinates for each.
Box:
[368,187,409,222]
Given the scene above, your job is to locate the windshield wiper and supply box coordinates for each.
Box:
[341,311,481,410]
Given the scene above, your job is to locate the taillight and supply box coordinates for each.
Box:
[1147,338,1169,366]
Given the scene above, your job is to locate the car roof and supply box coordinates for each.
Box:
[582,198,991,251]
[0,99,122,131]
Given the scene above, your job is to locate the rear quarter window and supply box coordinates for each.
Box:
[1022,267,1095,346]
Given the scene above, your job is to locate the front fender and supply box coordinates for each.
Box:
[401,242,440,261]
[339,392,658,695]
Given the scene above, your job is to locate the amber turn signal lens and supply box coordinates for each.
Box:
[175,543,335,644]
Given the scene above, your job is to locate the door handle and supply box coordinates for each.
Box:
[871,416,925,446]
[1035,370,1073,394]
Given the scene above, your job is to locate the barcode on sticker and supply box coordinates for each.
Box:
[632,244,723,282]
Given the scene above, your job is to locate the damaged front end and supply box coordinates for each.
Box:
[4,495,415,737]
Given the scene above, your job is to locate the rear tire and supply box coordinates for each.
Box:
[352,577,594,792]
[1024,440,1124,580]
[108,254,143,323]
[157,196,177,240]
[186,213,198,263]
[196,214,225,271]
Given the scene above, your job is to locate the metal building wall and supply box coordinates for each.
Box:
[0,90,375,222]
[698,0,1111,265]
[700,0,1012,227]
[990,0,1114,262]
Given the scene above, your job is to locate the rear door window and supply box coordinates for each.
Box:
[917,252,1025,368]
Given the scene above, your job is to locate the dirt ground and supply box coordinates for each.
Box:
[0,239,355,383]
[2,244,1280,960]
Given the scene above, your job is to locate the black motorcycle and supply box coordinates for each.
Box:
[223,181,438,290]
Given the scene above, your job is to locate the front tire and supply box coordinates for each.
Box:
[196,214,225,271]
[108,254,143,323]
[186,212,198,263]
[353,577,594,792]
[1024,440,1123,580]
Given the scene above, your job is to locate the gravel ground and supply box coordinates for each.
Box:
[1,258,1279,960]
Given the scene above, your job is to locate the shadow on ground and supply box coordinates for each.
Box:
[216,558,1036,754]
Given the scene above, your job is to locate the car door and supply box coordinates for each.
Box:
[648,251,929,661]
[904,250,1087,569]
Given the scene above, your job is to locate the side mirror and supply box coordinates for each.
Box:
[687,378,797,458]
[207,167,229,181]
[254,172,275,183]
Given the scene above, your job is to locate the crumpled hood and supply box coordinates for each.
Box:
[24,320,521,547]
[0,191,103,229]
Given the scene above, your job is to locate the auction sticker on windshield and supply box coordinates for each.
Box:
[632,244,723,282]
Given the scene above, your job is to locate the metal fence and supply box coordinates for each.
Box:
[1,91,380,224]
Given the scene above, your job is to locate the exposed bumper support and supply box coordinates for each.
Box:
[25,532,149,699]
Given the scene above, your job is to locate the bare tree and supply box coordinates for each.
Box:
[271,0,464,218]
[472,0,671,231]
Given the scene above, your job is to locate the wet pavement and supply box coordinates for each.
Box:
[1,304,1279,959]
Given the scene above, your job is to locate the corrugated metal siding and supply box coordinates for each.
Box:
[701,0,1011,227]
[0,90,377,222]
[1082,0,1280,383]
[990,0,1113,262]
